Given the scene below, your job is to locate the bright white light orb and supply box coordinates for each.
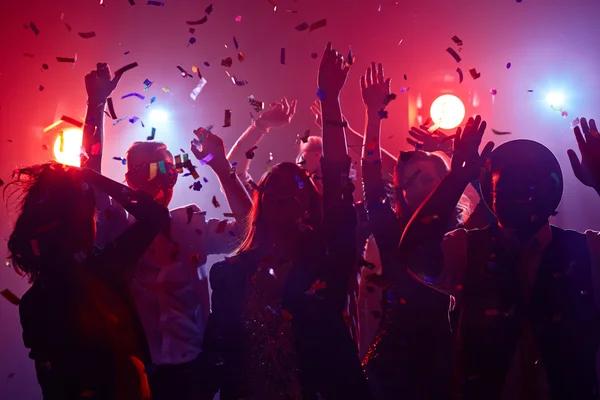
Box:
[149,109,168,124]
[546,92,565,108]
[53,128,83,167]
[429,94,466,130]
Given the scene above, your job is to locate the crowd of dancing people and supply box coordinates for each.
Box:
[5,42,600,400]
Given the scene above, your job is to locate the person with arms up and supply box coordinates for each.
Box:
[82,63,253,399]
[358,62,468,399]
[202,42,371,400]
[10,161,169,400]
[399,115,600,399]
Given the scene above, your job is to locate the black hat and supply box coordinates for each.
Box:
[480,139,563,215]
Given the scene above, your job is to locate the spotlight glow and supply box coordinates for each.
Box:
[429,94,465,130]
[546,92,565,108]
[53,129,83,167]
[149,109,169,124]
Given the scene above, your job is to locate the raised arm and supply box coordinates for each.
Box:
[192,129,251,226]
[227,98,297,193]
[398,116,494,284]
[81,63,124,247]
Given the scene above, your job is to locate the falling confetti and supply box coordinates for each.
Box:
[56,57,76,63]
[490,89,497,96]
[212,196,220,208]
[248,95,264,112]
[147,0,164,5]
[451,35,463,46]
[233,36,239,50]
[189,28,195,34]
[491,129,512,135]
[205,3,213,14]
[187,16,208,25]
[121,93,145,100]
[469,68,481,80]
[561,111,568,118]
[311,52,318,59]
[29,22,40,36]
[147,127,156,140]
[570,117,580,128]
[446,48,461,63]
[60,116,84,128]
[506,62,512,69]
[78,31,96,39]
[235,15,242,22]
[190,77,208,100]
[295,22,309,31]
[309,19,327,32]
[39,85,44,91]
[280,48,286,65]
[106,98,117,119]
[42,63,49,70]
[223,110,232,127]
[456,67,464,83]
[188,37,197,46]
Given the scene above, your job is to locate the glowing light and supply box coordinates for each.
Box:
[429,94,465,130]
[53,129,83,167]
[546,92,565,108]
[149,109,168,124]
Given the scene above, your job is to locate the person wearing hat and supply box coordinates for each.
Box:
[398,115,600,399]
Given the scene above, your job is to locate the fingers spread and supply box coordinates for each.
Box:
[567,149,586,183]
[573,126,587,154]
[289,100,297,116]
[360,75,366,89]
[406,138,420,148]
[377,63,384,83]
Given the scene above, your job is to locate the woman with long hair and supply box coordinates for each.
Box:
[201,43,370,400]
[357,62,471,399]
[7,162,168,399]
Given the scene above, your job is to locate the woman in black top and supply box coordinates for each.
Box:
[201,42,370,400]
[7,162,169,400]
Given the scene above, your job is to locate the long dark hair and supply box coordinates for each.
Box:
[5,162,96,283]
[234,162,323,255]
[394,150,472,226]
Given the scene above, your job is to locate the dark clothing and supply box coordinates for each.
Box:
[19,190,168,400]
[361,159,455,399]
[202,156,370,400]
[455,225,600,400]
[147,353,217,400]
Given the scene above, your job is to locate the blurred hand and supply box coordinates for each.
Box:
[85,62,120,105]
[256,97,297,130]
[360,62,391,110]
[310,99,323,129]
[451,115,494,181]
[191,128,227,168]
[568,117,600,193]
[407,126,453,155]
[317,42,350,97]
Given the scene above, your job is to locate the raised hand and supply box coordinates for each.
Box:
[310,100,323,129]
[85,63,120,105]
[256,97,297,130]
[191,128,227,168]
[317,42,350,98]
[407,126,453,155]
[360,62,391,110]
[567,117,600,193]
[451,115,494,181]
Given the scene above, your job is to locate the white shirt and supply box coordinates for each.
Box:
[128,204,240,366]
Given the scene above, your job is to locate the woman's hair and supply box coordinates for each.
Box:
[393,150,472,225]
[296,136,323,163]
[5,162,96,283]
[234,162,323,255]
[125,141,174,189]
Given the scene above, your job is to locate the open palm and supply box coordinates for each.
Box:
[568,117,600,193]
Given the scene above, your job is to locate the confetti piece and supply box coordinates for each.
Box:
[121,93,145,100]
[561,110,568,118]
[1,289,21,305]
[41,144,48,150]
[570,117,580,128]
[129,117,140,124]
[221,57,233,67]
[124,51,130,55]
[106,98,117,119]
[78,31,96,39]
[61,116,84,128]
[177,65,193,78]
[233,36,239,50]
[309,19,327,32]
[115,62,139,77]
[223,212,236,218]
[346,47,355,66]
[187,16,208,25]
[189,28,195,34]
[128,0,135,4]
[528,89,534,93]
[235,15,242,22]
[113,116,128,126]
[30,22,40,36]
[205,3,213,14]
[212,196,220,208]
[147,127,156,140]
[491,129,511,135]
[456,67,463,83]
[188,37,196,46]
[490,89,497,96]
[223,110,232,127]
[42,63,49,70]
[43,120,63,132]
[238,52,245,62]
[506,62,512,69]
[446,47,461,63]
[190,77,208,100]
[400,86,410,93]
[147,0,164,5]
[146,96,156,108]
[248,95,264,112]
[317,88,325,101]
[267,152,274,163]
[162,87,171,93]
[403,73,407,80]
[203,62,210,67]
[56,57,76,63]
[231,76,248,86]
[469,68,481,80]
[311,52,318,59]
[245,146,258,159]
[39,85,44,91]
[295,22,309,31]
[280,48,286,65]
[143,78,153,89]
[451,35,463,46]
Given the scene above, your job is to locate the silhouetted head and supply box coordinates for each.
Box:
[297,136,323,193]
[126,141,177,206]
[236,162,322,253]
[480,140,563,233]
[6,162,96,282]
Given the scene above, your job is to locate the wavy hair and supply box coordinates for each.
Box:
[5,162,95,283]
